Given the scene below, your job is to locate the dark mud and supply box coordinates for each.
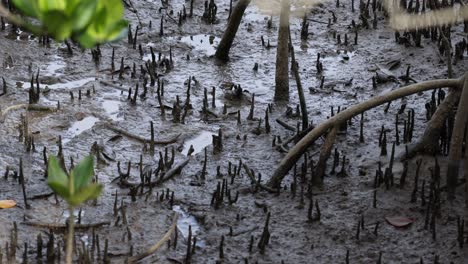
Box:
[0,0,467,263]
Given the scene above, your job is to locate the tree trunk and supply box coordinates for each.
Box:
[405,89,461,158]
[274,0,290,101]
[314,126,338,185]
[464,112,468,206]
[446,75,468,200]
[215,0,251,61]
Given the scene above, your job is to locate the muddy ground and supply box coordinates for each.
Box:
[0,0,467,263]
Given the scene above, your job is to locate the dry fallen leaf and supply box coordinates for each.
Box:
[385,216,415,228]
[0,200,17,209]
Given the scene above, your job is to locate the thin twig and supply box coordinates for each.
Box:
[1,104,57,122]
[127,213,178,263]
[105,123,181,144]
[22,221,110,231]
[276,118,296,132]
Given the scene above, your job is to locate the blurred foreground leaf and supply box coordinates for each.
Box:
[11,0,127,47]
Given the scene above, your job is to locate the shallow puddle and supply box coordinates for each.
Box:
[17,77,96,90]
[46,77,96,90]
[42,55,66,76]
[181,131,216,156]
[173,205,205,247]
[102,100,123,121]
[62,116,99,144]
[100,89,124,121]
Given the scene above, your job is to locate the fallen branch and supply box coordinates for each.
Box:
[232,226,259,237]
[29,192,55,200]
[0,104,57,122]
[307,18,328,24]
[127,213,178,263]
[276,118,296,132]
[22,221,110,231]
[105,124,180,145]
[99,80,128,92]
[268,76,464,188]
[155,158,190,186]
[119,158,190,188]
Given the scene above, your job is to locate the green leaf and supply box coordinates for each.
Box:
[38,0,66,12]
[103,19,128,41]
[77,16,127,48]
[64,0,80,15]
[68,183,103,207]
[72,156,94,191]
[76,31,97,49]
[68,170,75,195]
[42,10,72,41]
[70,0,97,31]
[48,181,71,200]
[11,0,40,18]
[13,0,128,48]
[47,155,70,198]
[99,0,124,24]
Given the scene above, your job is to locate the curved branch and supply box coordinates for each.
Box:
[268,77,464,188]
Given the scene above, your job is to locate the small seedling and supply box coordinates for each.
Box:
[47,155,102,264]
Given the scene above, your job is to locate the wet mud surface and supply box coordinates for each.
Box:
[0,0,467,263]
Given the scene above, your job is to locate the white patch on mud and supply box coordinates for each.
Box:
[102,100,122,121]
[42,55,66,76]
[100,90,123,121]
[46,77,96,89]
[62,208,84,223]
[181,34,220,56]
[173,205,205,247]
[182,131,216,156]
[63,116,99,144]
